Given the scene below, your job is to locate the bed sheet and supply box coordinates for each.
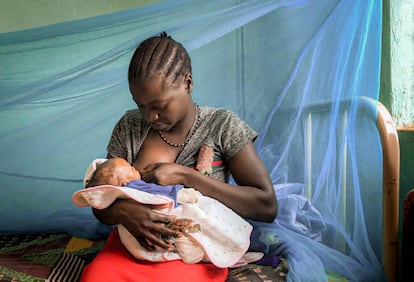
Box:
[0,233,104,282]
[0,232,291,282]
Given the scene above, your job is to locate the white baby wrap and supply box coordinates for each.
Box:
[73,159,261,268]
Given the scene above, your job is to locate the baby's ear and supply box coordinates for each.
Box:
[119,176,129,187]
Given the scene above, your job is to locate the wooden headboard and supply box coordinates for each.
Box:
[301,97,399,281]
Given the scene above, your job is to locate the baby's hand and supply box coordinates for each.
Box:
[167,218,201,236]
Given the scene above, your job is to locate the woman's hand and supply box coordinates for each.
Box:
[140,162,187,186]
[93,199,178,250]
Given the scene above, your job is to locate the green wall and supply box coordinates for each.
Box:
[0,0,157,33]
[381,0,414,234]
[381,1,413,280]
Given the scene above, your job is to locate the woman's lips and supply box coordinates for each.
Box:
[151,122,167,131]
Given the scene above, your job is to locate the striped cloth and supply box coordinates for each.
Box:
[47,253,85,282]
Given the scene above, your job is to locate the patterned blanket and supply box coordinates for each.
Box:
[0,233,104,282]
[0,233,289,282]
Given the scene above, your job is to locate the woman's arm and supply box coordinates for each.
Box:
[92,199,178,250]
[141,141,277,222]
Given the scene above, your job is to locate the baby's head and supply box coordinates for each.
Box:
[85,158,141,188]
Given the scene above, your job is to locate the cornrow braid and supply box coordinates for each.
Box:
[128,32,192,84]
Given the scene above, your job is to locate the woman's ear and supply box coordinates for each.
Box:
[184,73,193,93]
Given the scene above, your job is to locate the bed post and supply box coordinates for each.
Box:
[377,101,400,282]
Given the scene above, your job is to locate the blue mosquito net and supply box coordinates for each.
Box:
[0,0,384,281]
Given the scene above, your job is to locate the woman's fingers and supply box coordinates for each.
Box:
[118,201,179,250]
[136,237,155,251]
[134,210,179,250]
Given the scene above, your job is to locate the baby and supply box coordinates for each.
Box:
[85,157,192,208]
[73,158,257,267]
[85,157,205,263]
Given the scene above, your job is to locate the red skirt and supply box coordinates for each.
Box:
[80,227,228,282]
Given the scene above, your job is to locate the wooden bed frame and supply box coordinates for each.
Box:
[0,97,399,282]
[301,97,399,282]
[377,100,400,282]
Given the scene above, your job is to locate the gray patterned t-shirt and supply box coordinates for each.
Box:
[106,105,257,183]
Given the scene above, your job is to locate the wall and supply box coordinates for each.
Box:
[392,0,414,200]
[381,1,414,281]
[390,0,414,127]
[381,0,414,129]
[381,0,414,225]
[0,0,157,33]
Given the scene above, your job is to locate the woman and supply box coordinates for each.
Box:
[80,32,277,282]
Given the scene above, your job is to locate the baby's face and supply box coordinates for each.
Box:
[113,158,141,185]
[95,158,141,186]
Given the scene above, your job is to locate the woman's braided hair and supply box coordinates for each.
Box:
[128,32,192,85]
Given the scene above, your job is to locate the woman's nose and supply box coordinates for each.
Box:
[145,110,159,123]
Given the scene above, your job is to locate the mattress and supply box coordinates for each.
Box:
[0,232,291,282]
[0,233,104,282]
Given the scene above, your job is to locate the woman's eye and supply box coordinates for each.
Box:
[136,102,167,112]
[154,103,167,110]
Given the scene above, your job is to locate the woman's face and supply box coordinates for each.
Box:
[129,74,193,132]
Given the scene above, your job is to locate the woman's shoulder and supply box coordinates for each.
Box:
[199,105,239,122]
[196,105,257,160]
[111,109,148,135]
[118,109,145,124]
[199,106,251,132]
[123,109,143,119]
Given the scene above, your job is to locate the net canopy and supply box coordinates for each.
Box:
[0,0,384,281]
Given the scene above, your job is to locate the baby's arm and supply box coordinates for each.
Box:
[167,218,200,235]
[166,218,204,264]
